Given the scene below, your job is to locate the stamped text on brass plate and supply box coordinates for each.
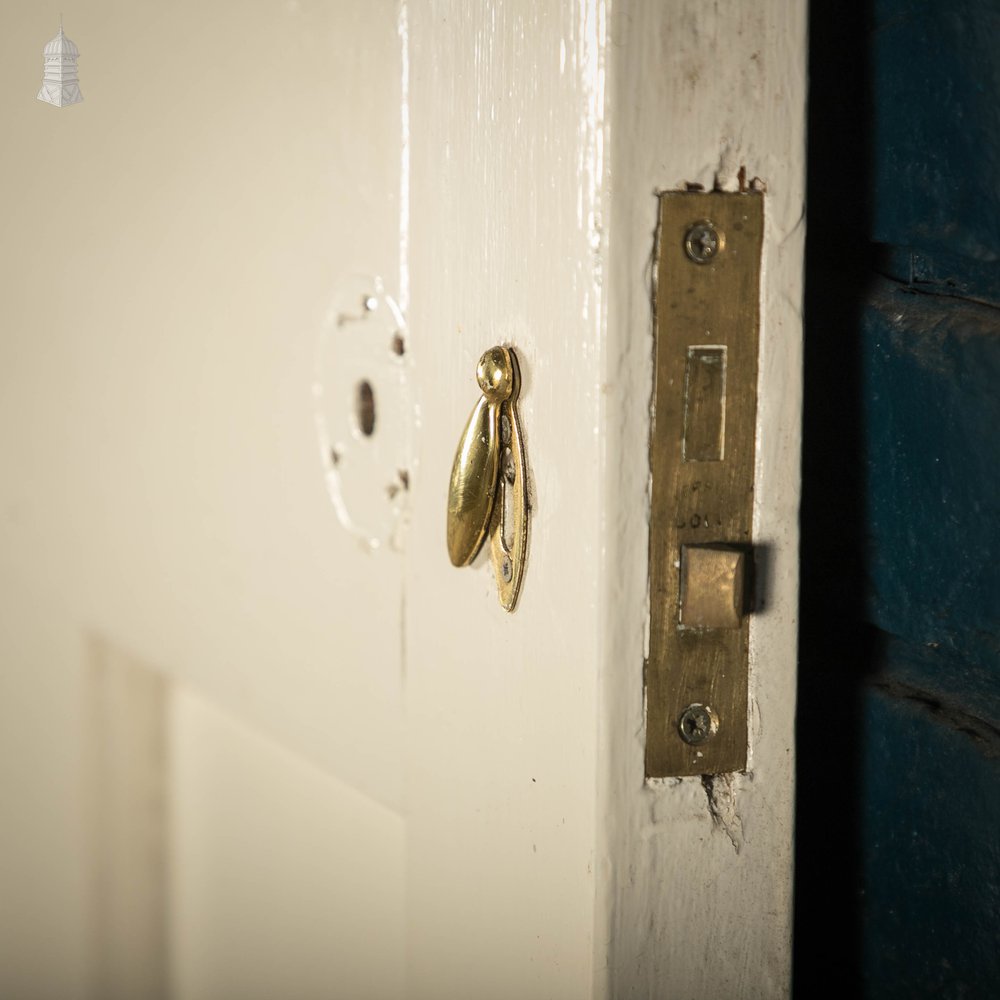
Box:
[646,192,763,777]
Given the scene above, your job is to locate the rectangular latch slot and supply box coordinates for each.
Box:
[682,346,727,463]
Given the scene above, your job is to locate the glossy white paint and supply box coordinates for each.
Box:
[0,1,804,997]
[403,1,607,995]
[315,273,412,550]
[403,1,804,996]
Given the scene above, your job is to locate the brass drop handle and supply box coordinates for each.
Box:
[446,346,528,612]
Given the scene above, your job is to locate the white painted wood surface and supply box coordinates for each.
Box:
[403,2,606,995]
[0,3,407,996]
[0,0,406,812]
[403,1,805,996]
[0,2,804,997]
[600,4,806,996]
[170,687,405,1000]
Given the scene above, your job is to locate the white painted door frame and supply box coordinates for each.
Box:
[600,5,805,996]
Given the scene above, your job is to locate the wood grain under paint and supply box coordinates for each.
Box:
[403,2,605,997]
[400,1,804,997]
[599,2,805,998]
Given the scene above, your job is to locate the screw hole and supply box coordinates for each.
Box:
[390,333,405,356]
[355,380,376,437]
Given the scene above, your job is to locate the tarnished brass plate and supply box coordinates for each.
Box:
[646,192,763,777]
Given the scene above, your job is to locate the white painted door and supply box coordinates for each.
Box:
[0,3,805,999]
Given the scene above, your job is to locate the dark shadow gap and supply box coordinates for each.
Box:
[795,0,876,993]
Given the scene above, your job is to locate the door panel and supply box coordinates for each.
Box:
[0,2,405,996]
[863,2,1000,990]
[0,2,806,997]
[170,688,404,1000]
[0,0,405,809]
[800,0,1000,994]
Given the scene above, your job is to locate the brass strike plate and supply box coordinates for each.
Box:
[646,191,763,777]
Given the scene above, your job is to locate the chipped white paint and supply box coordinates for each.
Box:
[599,3,806,996]
[403,0,804,996]
[314,273,412,549]
[0,1,803,996]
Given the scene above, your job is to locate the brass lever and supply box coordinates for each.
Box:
[446,346,528,611]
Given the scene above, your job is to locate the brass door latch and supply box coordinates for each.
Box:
[646,192,764,777]
[446,346,528,612]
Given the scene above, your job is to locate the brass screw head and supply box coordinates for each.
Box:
[684,220,725,264]
[678,703,719,745]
